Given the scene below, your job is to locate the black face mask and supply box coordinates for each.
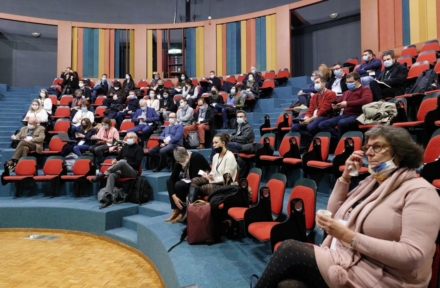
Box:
[214,147,223,153]
[211,91,217,95]
[158,85,164,88]
[76,95,82,99]
[81,125,88,129]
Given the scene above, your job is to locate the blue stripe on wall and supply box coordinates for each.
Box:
[255,17,267,71]
[83,28,89,77]
[402,0,411,46]
[185,28,196,78]
[256,18,261,71]
[115,30,120,78]
[93,29,99,77]
[226,22,241,75]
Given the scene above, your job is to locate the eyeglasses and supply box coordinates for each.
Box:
[362,143,389,153]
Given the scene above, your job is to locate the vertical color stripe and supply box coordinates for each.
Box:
[417,0,427,42]
[115,30,120,78]
[156,29,163,76]
[426,0,437,40]
[99,29,105,76]
[402,0,411,46]
[130,29,135,77]
[394,0,403,48]
[266,14,276,71]
[248,19,256,71]
[93,28,99,77]
[103,29,110,77]
[216,25,223,76]
[109,29,115,78]
[379,0,395,51]
[256,16,267,71]
[185,28,195,77]
[147,30,153,79]
[241,21,247,74]
[71,27,78,72]
[77,28,83,79]
[409,0,420,44]
[196,27,205,78]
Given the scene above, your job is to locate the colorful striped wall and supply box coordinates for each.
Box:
[71,28,134,79]
[185,27,205,78]
[376,0,440,51]
[216,14,277,76]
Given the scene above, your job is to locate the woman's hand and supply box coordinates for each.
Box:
[316,214,356,244]
[207,173,215,181]
[342,150,364,180]
[172,195,184,210]
[202,173,210,180]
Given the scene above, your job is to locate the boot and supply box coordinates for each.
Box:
[188,186,200,203]
[165,209,180,222]
[99,194,113,209]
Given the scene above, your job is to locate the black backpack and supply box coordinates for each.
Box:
[126,176,152,205]
[407,69,437,94]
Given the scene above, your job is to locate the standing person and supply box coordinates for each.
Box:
[38,89,53,115]
[90,132,143,209]
[166,147,211,223]
[89,117,120,169]
[253,126,440,288]
[5,117,45,172]
[91,73,109,104]
[149,113,183,172]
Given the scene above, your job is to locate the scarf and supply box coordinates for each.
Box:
[246,80,254,89]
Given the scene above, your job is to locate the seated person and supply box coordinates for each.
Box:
[71,100,94,135]
[149,113,184,172]
[149,72,161,92]
[290,76,337,149]
[182,78,199,108]
[183,98,214,149]
[297,70,322,96]
[90,132,143,209]
[122,73,135,98]
[172,73,190,96]
[146,89,160,112]
[318,63,332,82]
[155,79,165,97]
[176,98,194,127]
[89,117,120,168]
[240,73,260,103]
[318,72,373,143]
[209,110,254,160]
[356,49,383,86]
[242,65,262,86]
[61,118,96,157]
[116,90,140,129]
[91,74,109,104]
[187,133,237,203]
[166,147,211,223]
[227,86,245,111]
[60,70,79,97]
[369,50,408,101]
[38,89,53,115]
[78,79,92,103]
[104,81,124,107]
[199,70,221,96]
[159,89,175,121]
[69,89,86,119]
[23,100,48,125]
[127,99,159,143]
[6,117,45,172]
[253,126,440,288]
[326,62,348,96]
[207,85,228,129]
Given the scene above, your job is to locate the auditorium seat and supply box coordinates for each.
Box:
[421,39,440,53]
[400,44,418,58]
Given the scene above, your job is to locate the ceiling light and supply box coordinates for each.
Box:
[31,32,41,38]
[329,13,339,19]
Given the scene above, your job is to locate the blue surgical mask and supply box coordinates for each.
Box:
[347,83,356,90]
[333,69,341,77]
[103,125,109,130]
[314,83,322,91]
[230,89,236,94]
[368,156,397,181]
[129,95,135,99]
[362,55,369,62]
[248,76,254,81]
[81,107,87,112]
[169,118,175,125]
[126,139,134,145]
[102,77,107,81]
[236,118,244,124]
[141,106,147,111]
[163,94,168,99]
[155,77,159,80]
[149,94,155,98]
[384,60,393,68]
[180,103,185,107]
[181,76,185,80]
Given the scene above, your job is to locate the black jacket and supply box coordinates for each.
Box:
[126,98,140,112]
[326,76,348,94]
[192,105,215,126]
[116,144,144,171]
[208,77,221,90]
[159,97,175,112]
[231,122,254,144]
[377,62,408,96]
[169,152,211,183]
[207,95,224,106]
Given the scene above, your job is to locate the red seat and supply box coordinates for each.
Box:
[173,94,183,103]
[401,44,418,58]
[50,84,62,93]
[434,60,440,75]
[41,136,66,155]
[33,156,65,197]
[60,156,94,197]
[191,78,199,86]
[48,119,71,135]
[59,95,73,106]
[3,156,37,198]
[237,74,246,84]
[397,55,413,69]
[238,133,275,168]
[393,96,437,128]
[119,119,135,135]
[260,132,299,173]
[275,68,290,80]
[302,132,331,175]
[51,106,71,119]
[94,106,107,121]
[421,39,440,52]
[92,96,106,107]
[420,134,440,186]
[261,113,289,134]
[407,61,430,80]
[225,75,236,85]
[345,57,359,66]
[144,135,161,169]
[137,79,148,88]
[53,78,63,86]
[260,79,275,96]
[163,79,173,89]
[49,95,58,107]
[416,50,437,65]
[264,70,276,79]
[86,158,114,182]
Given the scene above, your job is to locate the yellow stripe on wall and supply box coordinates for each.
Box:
[196,27,205,78]
[98,29,105,76]
[426,0,437,40]
[241,20,247,74]
[72,27,78,71]
[418,0,427,42]
[129,29,135,76]
[147,30,153,78]
[216,25,223,76]
[266,14,277,71]
[409,0,420,44]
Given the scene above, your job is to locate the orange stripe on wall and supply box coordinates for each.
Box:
[77,28,84,79]
[378,0,395,51]
[103,29,110,76]
[360,0,379,54]
[109,29,115,79]
[222,24,227,77]
[248,19,256,69]
[394,0,403,48]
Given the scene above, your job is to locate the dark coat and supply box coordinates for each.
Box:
[377,62,409,96]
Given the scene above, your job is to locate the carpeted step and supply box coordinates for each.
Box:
[104,227,137,246]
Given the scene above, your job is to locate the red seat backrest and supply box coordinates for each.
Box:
[333,136,362,156]
[287,185,316,230]
[48,136,66,152]
[53,120,70,132]
[95,106,107,117]
[15,158,37,176]
[266,178,286,215]
[247,172,261,204]
[60,95,73,106]
[401,45,418,57]
[72,158,91,175]
[416,50,437,64]
[421,40,440,52]
[120,120,135,132]
[424,135,440,163]
[417,97,437,122]
[407,61,430,79]
[43,158,64,175]
[54,106,71,118]
[277,69,290,78]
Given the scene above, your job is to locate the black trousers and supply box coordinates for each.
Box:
[166,178,190,209]
[369,81,398,101]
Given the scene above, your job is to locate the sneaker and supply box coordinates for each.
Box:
[7,161,17,173]
[293,104,308,112]
[89,173,105,183]
[99,200,113,209]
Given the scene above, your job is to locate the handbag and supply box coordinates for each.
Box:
[186,130,200,148]
[187,200,213,244]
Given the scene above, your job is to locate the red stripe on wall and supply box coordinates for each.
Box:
[222,24,227,77]
[77,28,84,79]
[109,29,115,79]
[394,0,403,49]
[249,19,256,68]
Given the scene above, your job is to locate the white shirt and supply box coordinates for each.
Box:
[39,98,53,115]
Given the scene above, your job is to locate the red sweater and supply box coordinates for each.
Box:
[305,89,337,118]
[338,85,373,115]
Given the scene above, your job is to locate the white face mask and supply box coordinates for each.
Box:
[248,76,254,81]
[102,77,107,81]
[310,76,315,81]
[181,76,185,80]
[149,94,155,98]
[114,87,120,90]
[32,105,38,110]
[40,93,46,97]
[230,89,236,94]
[79,83,84,88]
[28,124,35,129]
[210,74,214,79]
[368,156,397,181]
[126,76,130,80]
[169,118,175,125]
[126,138,134,145]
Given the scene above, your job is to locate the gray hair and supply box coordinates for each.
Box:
[126,132,138,139]
[312,70,322,77]
[173,147,188,161]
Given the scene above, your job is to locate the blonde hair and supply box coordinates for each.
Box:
[29,100,42,113]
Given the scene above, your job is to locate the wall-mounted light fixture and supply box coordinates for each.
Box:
[329,13,339,19]
[31,32,41,38]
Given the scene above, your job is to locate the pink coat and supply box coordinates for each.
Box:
[315,168,440,287]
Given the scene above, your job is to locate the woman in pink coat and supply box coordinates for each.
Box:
[254,126,440,287]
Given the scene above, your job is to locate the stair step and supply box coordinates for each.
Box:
[155,191,171,203]
[104,227,137,246]
[138,200,170,216]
